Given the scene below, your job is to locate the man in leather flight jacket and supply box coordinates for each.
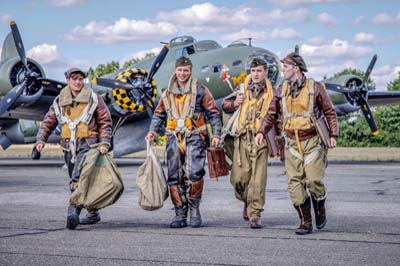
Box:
[255,53,338,234]
[36,68,112,230]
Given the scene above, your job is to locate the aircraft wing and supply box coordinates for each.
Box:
[367,91,400,107]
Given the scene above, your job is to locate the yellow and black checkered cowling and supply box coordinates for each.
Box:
[112,68,157,113]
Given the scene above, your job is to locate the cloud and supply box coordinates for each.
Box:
[157,3,309,30]
[65,17,177,44]
[307,36,326,46]
[372,12,400,24]
[301,39,372,60]
[354,16,364,25]
[27,43,66,67]
[47,0,86,8]
[221,28,302,42]
[317,12,337,26]
[122,47,161,65]
[371,65,400,89]
[307,60,357,80]
[353,32,375,43]
[267,0,344,8]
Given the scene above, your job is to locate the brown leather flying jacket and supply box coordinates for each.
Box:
[259,79,339,141]
[36,85,112,150]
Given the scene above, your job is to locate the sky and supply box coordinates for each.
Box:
[0,0,399,89]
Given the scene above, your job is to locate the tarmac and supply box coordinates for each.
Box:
[0,147,400,265]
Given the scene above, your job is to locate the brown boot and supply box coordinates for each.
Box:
[294,197,313,235]
[243,203,249,221]
[250,217,262,229]
[169,185,188,228]
[188,180,203,228]
[312,196,327,229]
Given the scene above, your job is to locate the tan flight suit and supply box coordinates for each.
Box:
[259,78,338,206]
[222,75,274,219]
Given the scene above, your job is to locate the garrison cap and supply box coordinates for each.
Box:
[281,52,307,72]
[175,56,192,68]
[250,58,267,69]
[64,67,87,78]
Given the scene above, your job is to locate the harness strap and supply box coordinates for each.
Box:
[53,91,98,163]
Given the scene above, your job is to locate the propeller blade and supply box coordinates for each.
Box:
[0,81,26,116]
[363,54,377,85]
[10,21,30,72]
[92,77,135,90]
[358,96,379,135]
[37,78,67,92]
[147,43,170,81]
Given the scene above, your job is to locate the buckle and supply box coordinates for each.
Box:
[177,118,185,131]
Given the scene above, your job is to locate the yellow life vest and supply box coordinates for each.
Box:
[282,79,314,131]
[60,103,96,139]
[236,75,274,135]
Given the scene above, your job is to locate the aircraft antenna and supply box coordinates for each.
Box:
[294,45,299,55]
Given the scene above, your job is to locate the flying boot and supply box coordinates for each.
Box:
[80,210,101,225]
[66,203,80,230]
[188,179,203,227]
[169,185,188,228]
[311,195,327,229]
[294,197,313,235]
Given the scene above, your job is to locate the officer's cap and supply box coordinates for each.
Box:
[175,56,192,68]
[64,67,87,78]
[250,58,267,69]
[280,52,307,72]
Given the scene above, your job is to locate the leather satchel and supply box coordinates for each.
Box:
[207,147,229,179]
[313,116,332,148]
[266,124,278,157]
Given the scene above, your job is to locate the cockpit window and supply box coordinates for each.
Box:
[201,65,210,74]
[213,64,222,73]
[174,45,196,59]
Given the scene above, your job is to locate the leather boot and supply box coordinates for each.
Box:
[294,197,313,235]
[169,185,188,228]
[250,217,262,229]
[312,196,327,229]
[189,198,202,227]
[188,180,203,227]
[243,203,249,221]
[80,210,101,225]
[66,203,80,230]
[170,206,188,228]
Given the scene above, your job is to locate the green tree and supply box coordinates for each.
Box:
[388,71,400,91]
[123,52,155,69]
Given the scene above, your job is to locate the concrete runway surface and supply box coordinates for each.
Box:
[0,159,399,266]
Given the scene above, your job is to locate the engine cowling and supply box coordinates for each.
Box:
[110,68,157,116]
[0,57,45,97]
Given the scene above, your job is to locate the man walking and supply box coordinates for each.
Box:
[222,58,274,228]
[36,68,112,230]
[256,52,338,234]
[145,56,221,228]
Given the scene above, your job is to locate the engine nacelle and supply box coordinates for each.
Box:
[0,57,45,97]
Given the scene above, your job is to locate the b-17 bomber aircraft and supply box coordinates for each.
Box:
[1,21,400,157]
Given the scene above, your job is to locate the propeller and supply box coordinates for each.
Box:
[324,55,379,135]
[0,21,66,117]
[92,43,170,117]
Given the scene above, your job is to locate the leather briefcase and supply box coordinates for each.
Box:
[313,116,332,148]
[207,147,229,179]
[266,124,278,157]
